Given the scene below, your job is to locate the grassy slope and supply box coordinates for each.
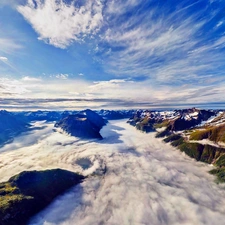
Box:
[0,169,84,225]
[189,124,225,143]
[161,132,225,182]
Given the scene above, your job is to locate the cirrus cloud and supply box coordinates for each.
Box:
[0,56,8,61]
[17,0,104,48]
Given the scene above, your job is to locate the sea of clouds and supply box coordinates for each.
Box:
[1,120,225,225]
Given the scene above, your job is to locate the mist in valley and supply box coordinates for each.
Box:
[1,120,225,225]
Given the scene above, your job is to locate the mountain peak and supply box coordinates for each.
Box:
[55,109,107,139]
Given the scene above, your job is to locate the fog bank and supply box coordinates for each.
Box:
[1,120,225,225]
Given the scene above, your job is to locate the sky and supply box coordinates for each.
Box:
[1,0,225,110]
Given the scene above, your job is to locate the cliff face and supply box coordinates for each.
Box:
[0,169,84,225]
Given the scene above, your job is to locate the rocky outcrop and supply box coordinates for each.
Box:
[55,109,107,139]
[0,169,84,225]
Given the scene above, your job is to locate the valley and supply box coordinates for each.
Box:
[1,116,225,224]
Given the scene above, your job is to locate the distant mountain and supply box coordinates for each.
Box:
[97,109,136,120]
[55,109,107,139]
[17,110,62,122]
[128,108,216,133]
[0,110,30,147]
[60,110,78,120]
[14,109,136,122]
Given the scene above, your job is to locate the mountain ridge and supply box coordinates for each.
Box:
[127,108,225,182]
[55,109,107,139]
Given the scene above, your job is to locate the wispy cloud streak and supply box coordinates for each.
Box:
[99,1,225,84]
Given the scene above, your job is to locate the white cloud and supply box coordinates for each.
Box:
[14,0,225,90]
[1,75,225,110]
[78,73,84,76]
[55,74,69,79]
[21,76,42,82]
[93,1,225,86]
[0,56,8,61]
[216,21,223,27]
[91,79,128,87]
[88,79,134,97]
[0,78,29,97]
[105,0,140,15]
[17,0,104,48]
[0,38,23,55]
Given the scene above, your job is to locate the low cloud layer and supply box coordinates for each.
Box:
[1,120,225,224]
[1,76,225,110]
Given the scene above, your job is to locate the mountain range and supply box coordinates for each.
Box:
[2,107,225,182]
[0,109,134,146]
[128,108,225,182]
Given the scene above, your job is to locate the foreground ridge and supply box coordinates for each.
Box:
[0,169,84,225]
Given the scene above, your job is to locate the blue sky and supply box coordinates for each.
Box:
[1,0,225,110]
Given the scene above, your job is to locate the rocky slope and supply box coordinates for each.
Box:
[0,169,84,225]
[55,109,107,139]
[128,108,225,182]
[127,108,216,133]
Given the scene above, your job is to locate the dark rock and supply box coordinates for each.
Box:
[55,109,107,139]
[0,169,84,225]
[163,134,182,143]
[168,109,215,131]
[82,109,107,129]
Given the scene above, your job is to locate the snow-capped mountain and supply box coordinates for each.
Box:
[128,108,217,132]
[97,109,136,120]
